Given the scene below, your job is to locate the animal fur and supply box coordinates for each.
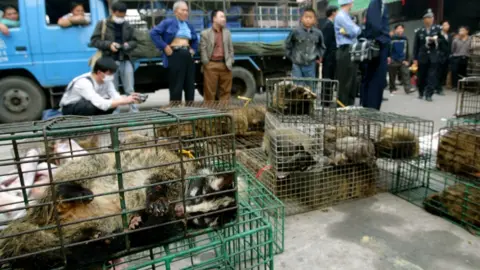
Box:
[423,183,480,233]
[0,134,233,269]
[436,126,480,179]
[271,82,317,116]
[325,136,376,165]
[261,128,319,174]
[375,127,419,159]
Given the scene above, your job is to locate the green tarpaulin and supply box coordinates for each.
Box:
[328,0,401,12]
[130,31,286,60]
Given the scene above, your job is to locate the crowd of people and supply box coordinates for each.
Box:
[1,1,475,117]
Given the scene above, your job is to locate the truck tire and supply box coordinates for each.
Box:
[232,66,256,100]
[0,77,46,123]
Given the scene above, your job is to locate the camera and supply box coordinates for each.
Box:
[138,94,148,103]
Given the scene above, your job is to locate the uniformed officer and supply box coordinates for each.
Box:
[413,9,441,102]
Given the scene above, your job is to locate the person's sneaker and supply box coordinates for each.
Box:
[426,97,433,102]
[418,95,424,100]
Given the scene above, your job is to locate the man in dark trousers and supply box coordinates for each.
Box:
[413,9,442,102]
[388,24,415,94]
[437,20,453,95]
[321,5,338,80]
[334,0,361,106]
[362,0,390,110]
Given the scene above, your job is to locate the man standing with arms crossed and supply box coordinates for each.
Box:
[334,0,361,106]
[200,10,234,102]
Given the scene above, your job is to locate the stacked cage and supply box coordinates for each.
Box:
[0,108,277,269]
[158,101,267,150]
[341,108,435,205]
[238,78,382,215]
[468,34,480,76]
[455,76,480,120]
[421,119,480,235]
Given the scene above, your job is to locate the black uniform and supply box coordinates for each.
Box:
[413,24,442,100]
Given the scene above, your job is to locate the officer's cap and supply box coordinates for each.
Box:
[423,8,434,18]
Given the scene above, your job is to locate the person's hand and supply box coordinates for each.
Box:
[164,45,173,56]
[316,58,322,64]
[110,42,120,52]
[413,60,418,67]
[124,94,140,105]
[387,57,391,65]
[340,28,347,35]
[123,42,130,50]
[189,48,195,56]
[0,24,10,36]
[402,61,409,66]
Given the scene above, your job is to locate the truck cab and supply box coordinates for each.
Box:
[0,0,294,123]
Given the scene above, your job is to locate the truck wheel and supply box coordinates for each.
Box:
[0,77,46,123]
[232,66,256,100]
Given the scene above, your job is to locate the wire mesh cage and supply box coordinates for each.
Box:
[98,206,274,270]
[0,108,241,269]
[158,101,267,150]
[265,77,339,123]
[471,34,480,56]
[436,124,480,181]
[340,108,434,198]
[468,55,480,77]
[455,77,480,119]
[236,163,285,254]
[423,167,480,236]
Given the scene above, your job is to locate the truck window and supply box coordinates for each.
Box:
[0,2,21,34]
[45,0,91,27]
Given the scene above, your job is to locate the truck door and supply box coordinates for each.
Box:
[38,0,107,86]
[0,1,34,69]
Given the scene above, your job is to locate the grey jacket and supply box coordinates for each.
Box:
[200,27,234,70]
[90,17,137,60]
[285,26,326,66]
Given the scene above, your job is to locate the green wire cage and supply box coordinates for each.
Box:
[0,108,243,269]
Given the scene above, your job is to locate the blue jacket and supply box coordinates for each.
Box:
[150,17,199,68]
[365,0,390,45]
[389,35,409,62]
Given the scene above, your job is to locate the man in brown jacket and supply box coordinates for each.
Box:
[200,10,234,101]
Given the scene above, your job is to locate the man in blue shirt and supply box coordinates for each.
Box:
[150,1,199,102]
[362,0,391,110]
[334,0,361,106]
[388,24,415,94]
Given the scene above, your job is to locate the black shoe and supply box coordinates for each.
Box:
[405,88,416,94]
[383,97,389,101]
[418,96,424,100]
[436,90,445,96]
[426,97,433,102]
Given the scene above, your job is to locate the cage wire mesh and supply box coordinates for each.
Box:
[339,108,434,201]
[100,206,274,270]
[0,108,241,270]
[266,77,339,123]
[158,101,267,150]
[235,163,285,254]
[471,34,480,56]
[468,56,480,77]
[455,77,480,119]
[236,110,382,216]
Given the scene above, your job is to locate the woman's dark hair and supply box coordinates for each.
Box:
[394,24,404,30]
[93,57,118,74]
[71,2,84,11]
[459,25,470,32]
[111,1,127,13]
[211,9,224,22]
[326,6,338,18]
[2,5,18,13]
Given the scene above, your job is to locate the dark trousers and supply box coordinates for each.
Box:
[336,46,358,106]
[361,45,388,110]
[62,98,115,116]
[168,48,195,102]
[437,59,450,89]
[388,60,411,92]
[322,51,336,105]
[417,60,438,98]
[451,56,468,89]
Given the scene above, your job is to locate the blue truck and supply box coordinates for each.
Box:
[0,0,298,123]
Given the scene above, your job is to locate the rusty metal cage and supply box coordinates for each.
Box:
[265,77,339,123]
[455,77,480,119]
[0,108,240,269]
[238,111,382,216]
[340,108,434,202]
[158,101,267,150]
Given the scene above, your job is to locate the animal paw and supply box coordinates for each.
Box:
[146,197,169,217]
[129,215,142,230]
